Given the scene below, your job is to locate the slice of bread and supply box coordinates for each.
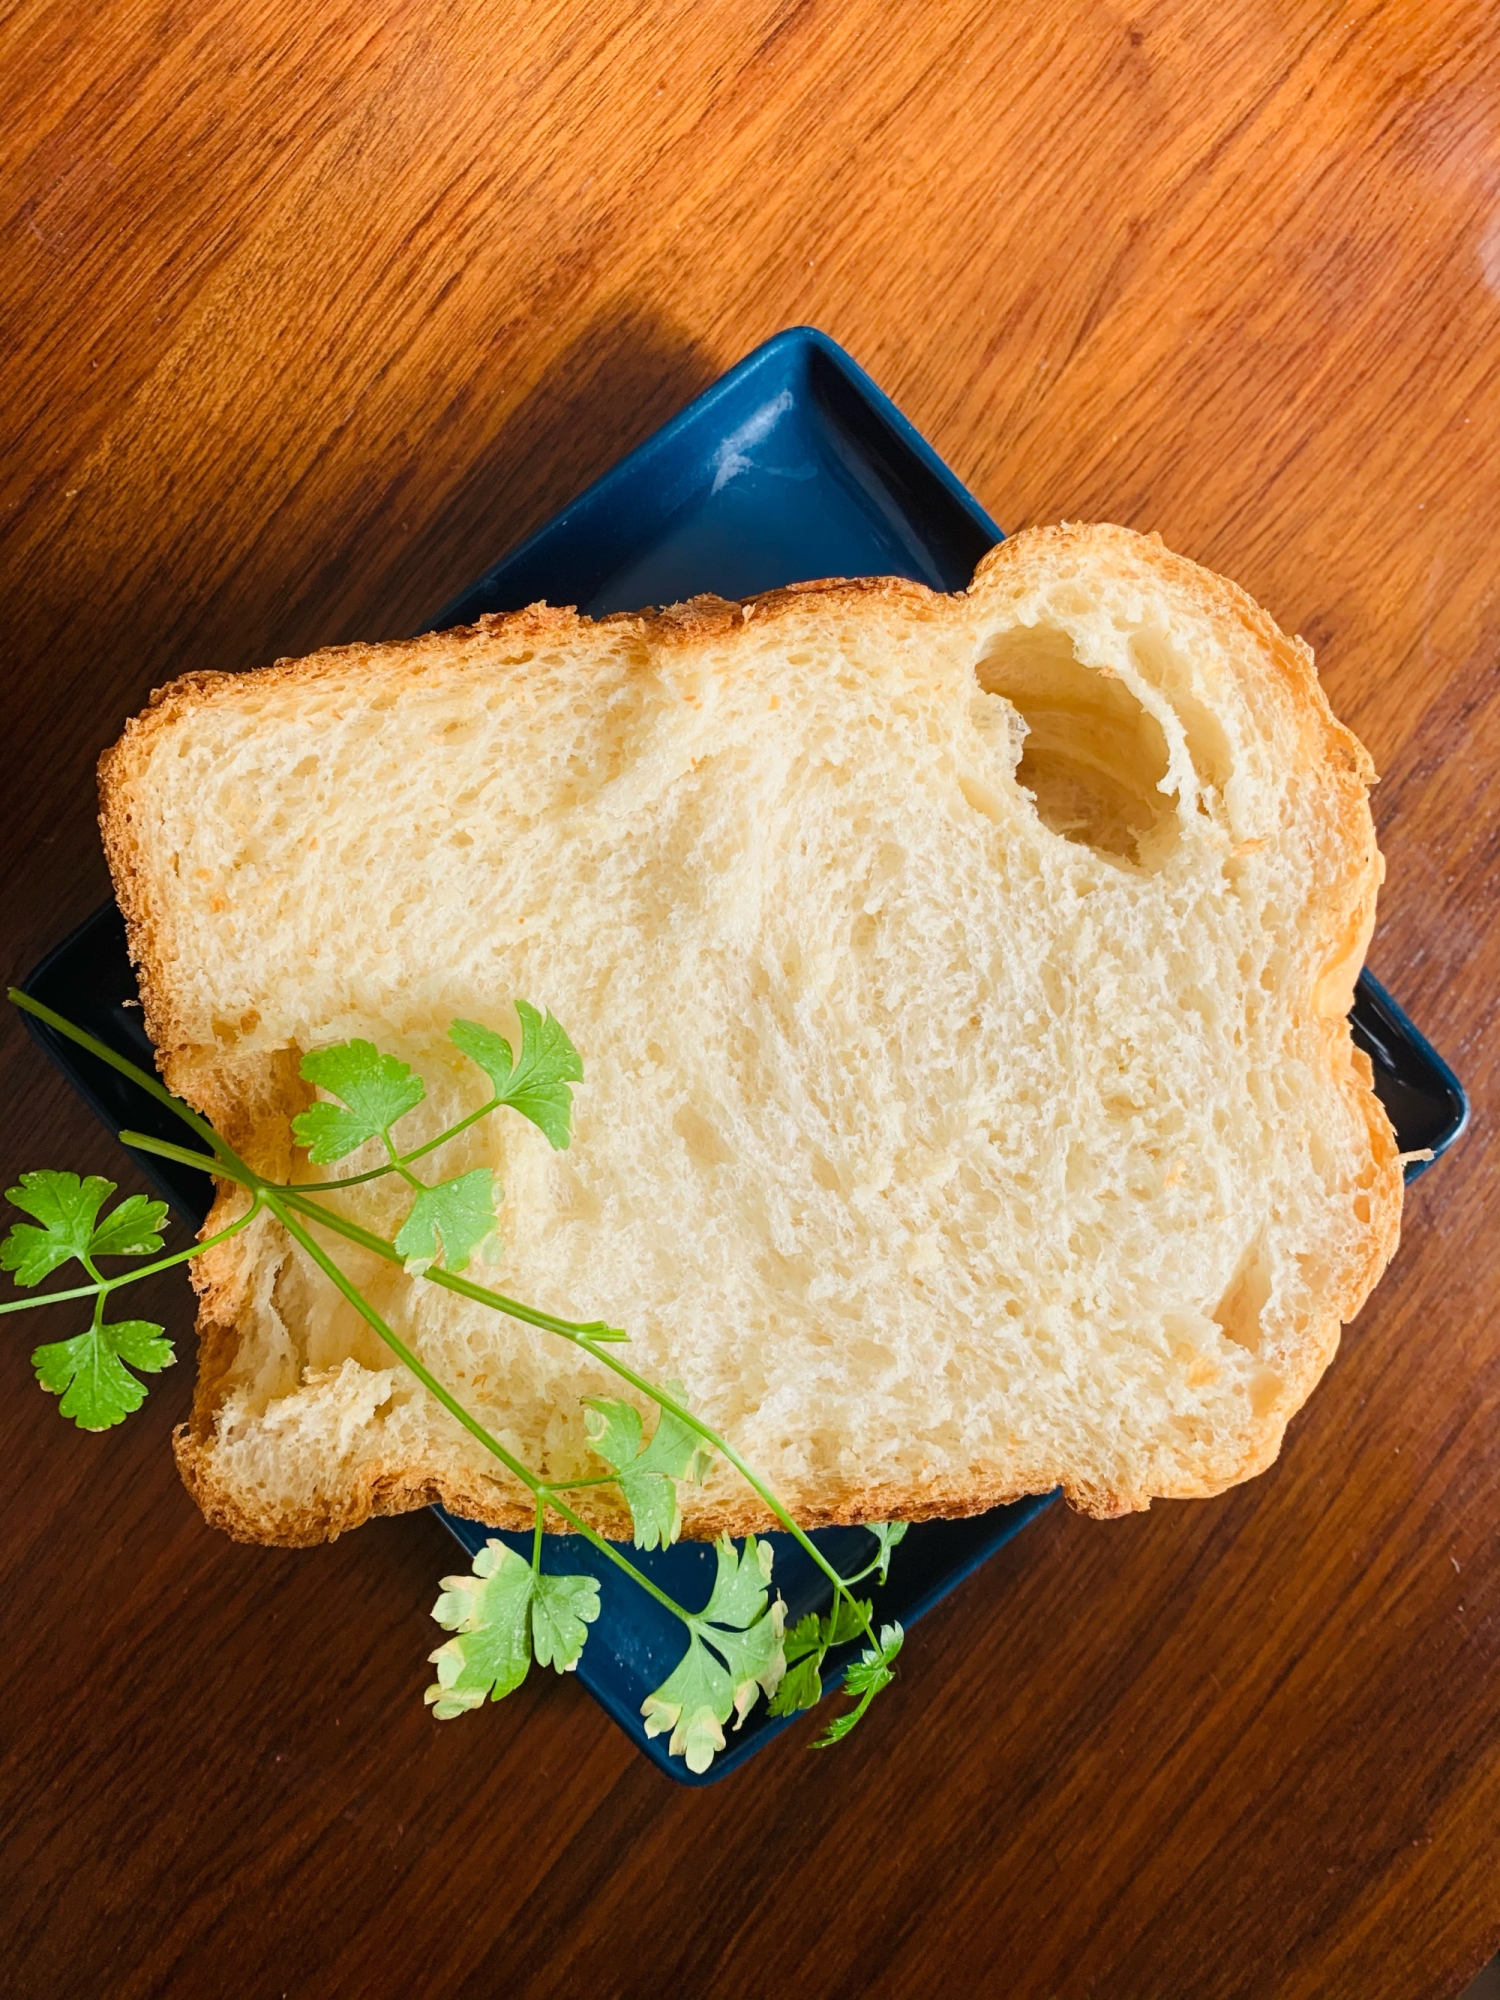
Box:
[98,524,1402,1547]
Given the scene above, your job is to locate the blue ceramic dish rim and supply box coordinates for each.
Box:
[1352,969,1469,1176]
[427,324,1004,630]
[436,1492,1059,1784]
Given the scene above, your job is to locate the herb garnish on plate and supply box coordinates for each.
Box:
[3,989,903,1772]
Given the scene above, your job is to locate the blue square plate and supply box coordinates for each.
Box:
[18,327,1469,1783]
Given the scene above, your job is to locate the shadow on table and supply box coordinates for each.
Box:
[406,299,723,629]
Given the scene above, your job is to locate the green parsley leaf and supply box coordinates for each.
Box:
[87,1192,170,1260]
[640,1536,786,1772]
[767,1613,823,1716]
[813,1622,904,1750]
[293,1040,425,1163]
[425,1539,600,1719]
[842,1626,902,1699]
[767,1650,824,1717]
[641,1629,739,1772]
[529,1571,600,1672]
[867,1520,909,1586]
[33,1319,174,1430]
[583,1382,711,1549]
[698,1533,781,1634]
[812,1705,862,1747]
[449,1002,582,1151]
[427,1539,533,1713]
[3,1171,115,1278]
[827,1593,874,1645]
[1,1171,161,1285]
[765,1595,873,1717]
[393,1168,499,1275]
[782,1610,825,1665]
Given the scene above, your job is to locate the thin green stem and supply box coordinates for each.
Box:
[118,1131,255,1185]
[422,1266,629,1343]
[9,990,234,1161]
[276,1185,873,1647]
[529,1505,686,1620]
[269,1194,534,1477]
[80,1251,105,1331]
[382,1132,425,1193]
[275,1190,624,1340]
[279,1159,399,1194]
[823,1633,900,1743]
[276,1098,502,1193]
[265,1195,690,1624]
[552,1346,878,1649]
[0,1200,262,1315]
[531,1493,544,1574]
[0,1282,104,1317]
[398,1098,500,1167]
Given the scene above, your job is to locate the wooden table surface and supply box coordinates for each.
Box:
[4,3,1499,1995]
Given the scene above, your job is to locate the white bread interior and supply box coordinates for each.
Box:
[98,524,1402,1546]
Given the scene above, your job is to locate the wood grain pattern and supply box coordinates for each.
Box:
[3,2,1499,1994]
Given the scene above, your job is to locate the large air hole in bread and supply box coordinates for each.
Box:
[975,622,1176,864]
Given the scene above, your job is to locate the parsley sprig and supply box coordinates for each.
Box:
[4,988,905,1769]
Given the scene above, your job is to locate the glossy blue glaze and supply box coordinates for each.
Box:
[430,326,1001,625]
[437,1497,1056,1785]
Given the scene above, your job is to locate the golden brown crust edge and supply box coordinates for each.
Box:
[108,525,1401,1544]
[170,1412,1146,1549]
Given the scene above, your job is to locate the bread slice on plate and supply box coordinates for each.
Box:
[98,523,1402,1546]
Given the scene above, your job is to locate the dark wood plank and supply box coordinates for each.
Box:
[2,2,1498,1994]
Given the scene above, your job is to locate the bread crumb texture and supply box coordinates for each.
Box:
[99,525,1401,1545]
